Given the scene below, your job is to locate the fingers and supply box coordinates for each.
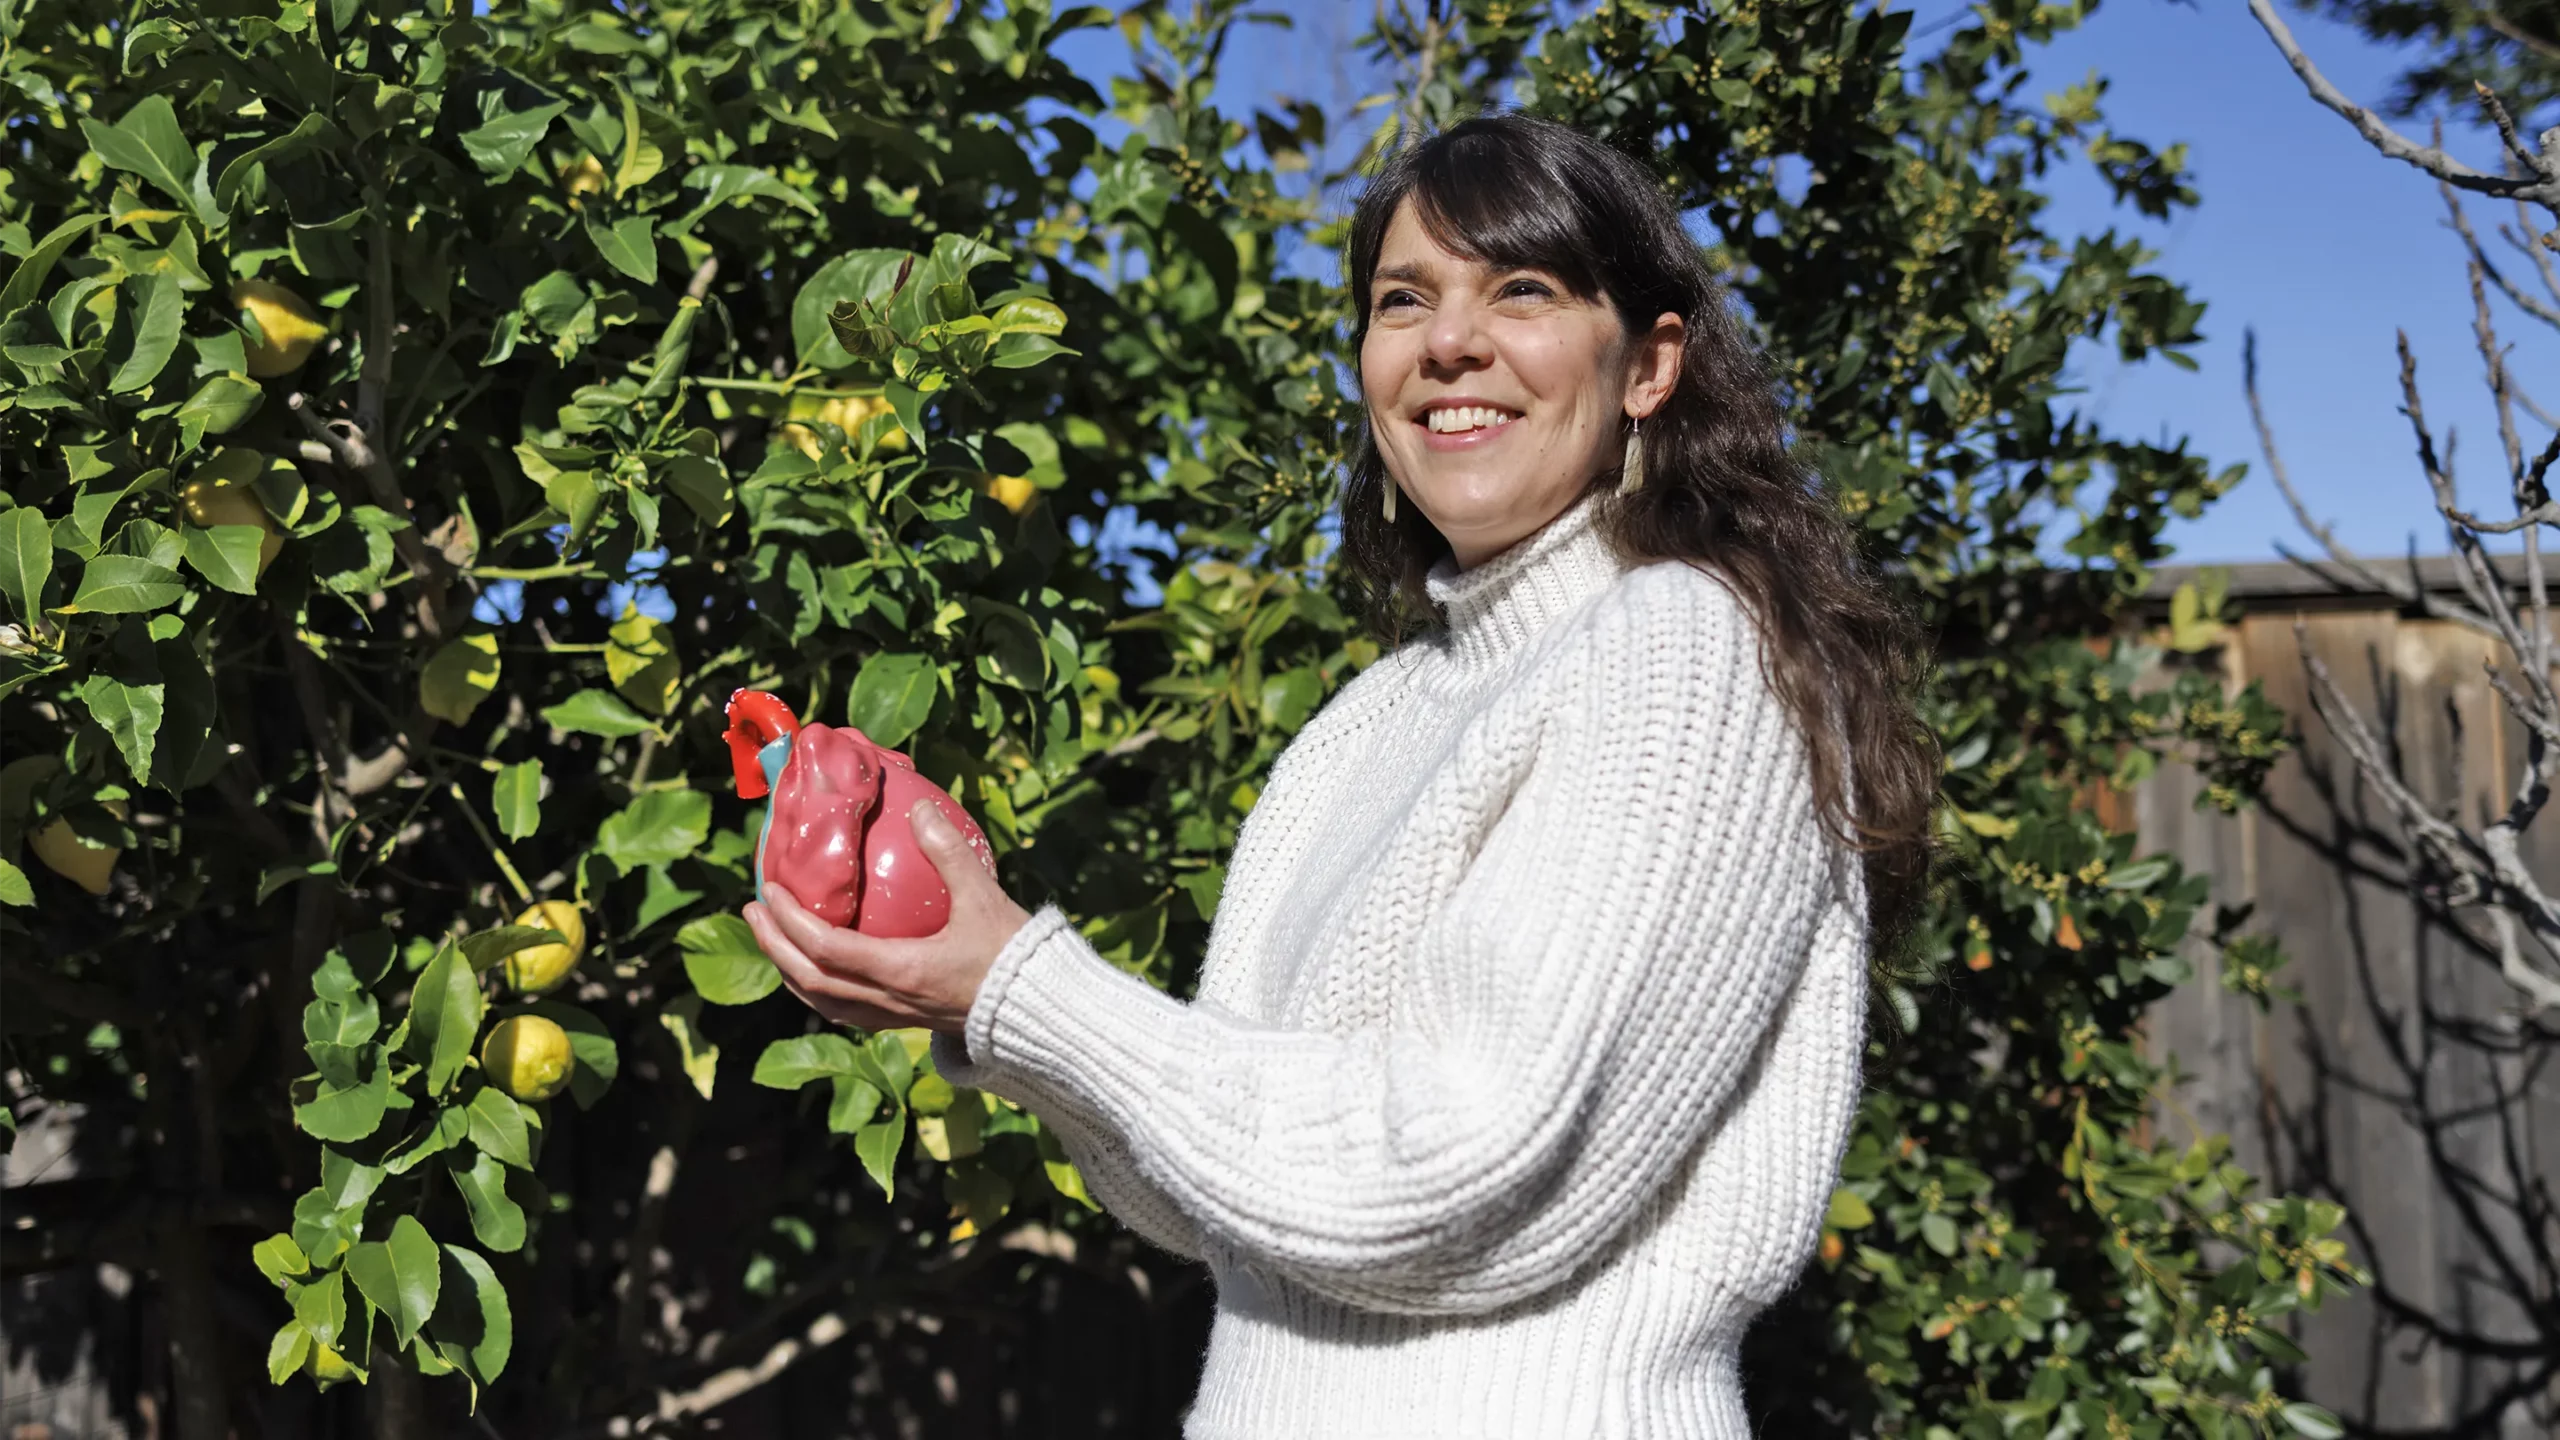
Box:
[909,799,994,891]
[763,881,929,976]
[746,902,915,1026]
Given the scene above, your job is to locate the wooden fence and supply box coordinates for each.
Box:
[2136,560,2556,1438]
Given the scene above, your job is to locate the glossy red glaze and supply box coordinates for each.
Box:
[724,689,801,800]
[730,691,994,938]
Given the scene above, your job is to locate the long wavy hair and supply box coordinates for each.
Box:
[1339,113,1937,958]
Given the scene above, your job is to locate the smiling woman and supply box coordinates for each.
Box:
[746,113,1939,1436]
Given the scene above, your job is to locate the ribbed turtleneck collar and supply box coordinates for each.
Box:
[1423,492,1625,672]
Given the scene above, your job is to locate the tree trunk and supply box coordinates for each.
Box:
[368,1350,428,1440]
[159,1217,232,1440]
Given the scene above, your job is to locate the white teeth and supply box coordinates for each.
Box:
[1426,406,1513,434]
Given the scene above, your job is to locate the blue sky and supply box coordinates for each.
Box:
[1069,0,2556,568]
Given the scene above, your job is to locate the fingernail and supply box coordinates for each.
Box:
[911,799,952,841]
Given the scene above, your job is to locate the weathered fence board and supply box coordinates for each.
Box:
[2138,597,2557,1437]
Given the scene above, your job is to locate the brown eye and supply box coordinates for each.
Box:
[1500,279,1555,300]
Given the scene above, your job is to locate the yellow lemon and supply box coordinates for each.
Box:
[29,801,125,896]
[563,153,607,203]
[503,900,587,994]
[973,472,1038,515]
[230,279,328,378]
[481,1014,574,1103]
[778,394,904,460]
[179,474,284,575]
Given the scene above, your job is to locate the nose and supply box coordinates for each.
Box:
[1420,294,1491,374]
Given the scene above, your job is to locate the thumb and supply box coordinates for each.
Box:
[908,798,990,889]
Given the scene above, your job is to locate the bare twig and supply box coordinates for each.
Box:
[2245,329,2406,595]
[2246,0,2558,209]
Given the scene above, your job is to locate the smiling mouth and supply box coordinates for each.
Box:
[1422,405,1520,435]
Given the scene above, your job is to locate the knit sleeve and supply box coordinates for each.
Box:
[932,1024,1205,1261]
[942,564,1836,1314]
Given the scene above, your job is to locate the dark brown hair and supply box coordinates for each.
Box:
[1340,113,1937,956]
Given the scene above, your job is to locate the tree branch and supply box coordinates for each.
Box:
[2246,0,2557,208]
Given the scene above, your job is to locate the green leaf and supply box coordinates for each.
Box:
[0,507,55,624]
[826,1074,884,1133]
[987,296,1067,337]
[252,1233,310,1288]
[464,1085,533,1169]
[460,98,568,177]
[753,1033,859,1089]
[792,249,913,366]
[420,633,502,725]
[2280,1403,2345,1440]
[407,942,484,1096]
[448,1150,527,1254]
[1919,1211,1959,1257]
[845,651,938,748]
[661,454,732,528]
[383,1106,471,1176]
[540,688,655,737]
[0,215,108,316]
[678,914,782,1005]
[0,859,36,907]
[854,1117,903,1199]
[288,1266,347,1347]
[658,994,719,1098]
[345,1215,440,1348]
[109,272,184,393]
[585,213,658,284]
[458,925,566,973]
[215,113,334,211]
[174,373,265,441]
[491,760,543,840]
[596,787,710,870]
[674,163,819,229]
[182,523,266,595]
[295,1048,393,1142]
[60,556,184,614]
[77,669,163,787]
[1824,1188,1876,1230]
[80,96,207,221]
[290,1188,364,1269]
[988,333,1073,369]
[266,1320,311,1385]
[426,1244,513,1386]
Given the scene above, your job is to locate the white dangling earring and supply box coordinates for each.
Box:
[1382,475,1399,523]
[1620,416,1646,495]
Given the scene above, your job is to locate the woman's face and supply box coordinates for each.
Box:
[1360,200,1684,569]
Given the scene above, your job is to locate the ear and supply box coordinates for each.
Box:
[1624,312,1686,420]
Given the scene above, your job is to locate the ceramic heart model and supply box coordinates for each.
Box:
[724,689,994,937]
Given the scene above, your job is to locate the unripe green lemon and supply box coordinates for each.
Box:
[503,900,586,994]
[482,1014,574,1103]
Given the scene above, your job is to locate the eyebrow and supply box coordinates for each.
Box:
[1372,262,1433,286]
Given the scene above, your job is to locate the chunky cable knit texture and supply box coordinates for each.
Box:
[935,494,1869,1437]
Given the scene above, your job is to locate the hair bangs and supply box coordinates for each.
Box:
[1399,130,1612,305]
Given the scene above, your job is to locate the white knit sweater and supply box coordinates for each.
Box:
[936,493,1869,1438]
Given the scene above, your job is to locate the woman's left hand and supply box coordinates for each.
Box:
[743,799,1032,1035]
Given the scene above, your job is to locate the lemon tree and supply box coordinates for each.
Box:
[1,0,1345,1429]
[3,0,2354,1433]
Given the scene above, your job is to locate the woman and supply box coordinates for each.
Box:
[745,113,1936,1436]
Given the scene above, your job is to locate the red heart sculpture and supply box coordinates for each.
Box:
[725,689,994,938]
